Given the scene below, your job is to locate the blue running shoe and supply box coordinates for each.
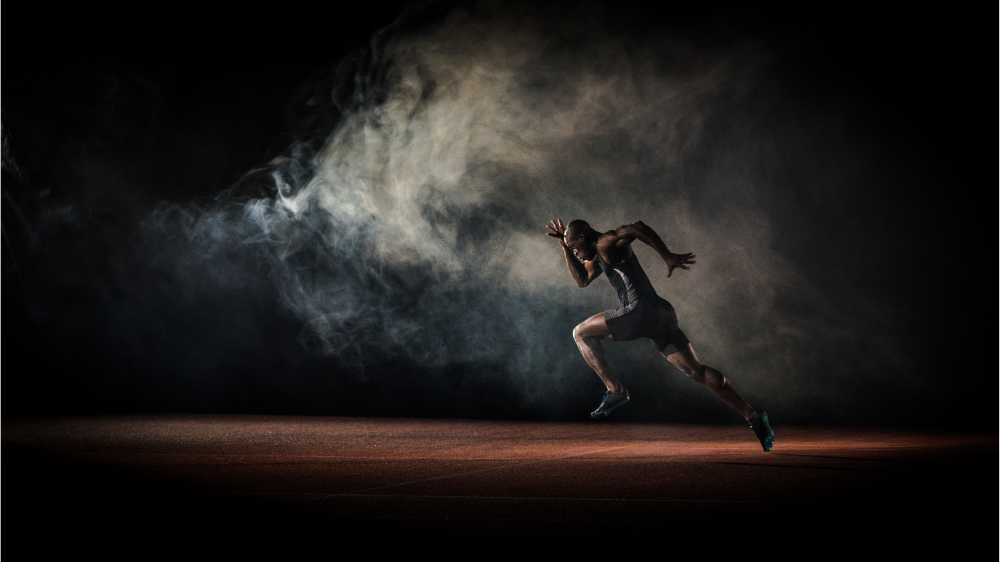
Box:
[747,410,775,452]
[589,388,631,419]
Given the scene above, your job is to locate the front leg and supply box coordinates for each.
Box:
[572,311,625,394]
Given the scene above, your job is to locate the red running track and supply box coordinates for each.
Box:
[3,415,995,546]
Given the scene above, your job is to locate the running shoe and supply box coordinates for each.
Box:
[747,410,775,451]
[589,388,631,419]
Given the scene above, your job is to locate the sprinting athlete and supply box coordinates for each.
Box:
[546,216,775,451]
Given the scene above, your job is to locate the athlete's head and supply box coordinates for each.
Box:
[563,219,598,261]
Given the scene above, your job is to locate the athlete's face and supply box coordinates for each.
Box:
[564,234,595,261]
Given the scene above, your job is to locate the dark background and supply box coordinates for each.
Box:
[2,2,994,425]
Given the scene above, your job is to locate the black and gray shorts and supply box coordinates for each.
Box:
[603,297,690,355]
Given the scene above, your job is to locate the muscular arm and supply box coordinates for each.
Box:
[613,220,696,277]
[616,221,672,261]
[560,244,587,287]
[560,244,602,288]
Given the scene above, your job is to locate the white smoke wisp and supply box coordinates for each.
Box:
[254,7,762,349]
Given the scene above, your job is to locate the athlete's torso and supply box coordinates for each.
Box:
[595,244,663,311]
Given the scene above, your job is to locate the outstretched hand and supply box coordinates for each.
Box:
[665,251,696,277]
[545,216,568,247]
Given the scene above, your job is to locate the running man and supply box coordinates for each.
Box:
[545,216,775,451]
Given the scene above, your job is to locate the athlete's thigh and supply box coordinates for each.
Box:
[573,310,612,339]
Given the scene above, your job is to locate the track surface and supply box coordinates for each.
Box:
[3,415,995,548]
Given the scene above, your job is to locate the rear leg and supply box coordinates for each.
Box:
[661,343,755,422]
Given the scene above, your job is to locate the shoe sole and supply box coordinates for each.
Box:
[589,396,631,419]
[757,412,775,451]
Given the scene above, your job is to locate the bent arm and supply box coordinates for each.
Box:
[560,244,589,287]
[618,221,673,262]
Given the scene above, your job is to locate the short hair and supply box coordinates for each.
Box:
[564,219,593,242]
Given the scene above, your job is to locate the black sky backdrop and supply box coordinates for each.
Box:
[2,2,994,425]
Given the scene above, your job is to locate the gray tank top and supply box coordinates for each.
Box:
[596,245,661,311]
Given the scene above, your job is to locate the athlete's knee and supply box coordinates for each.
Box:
[702,366,728,389]
[572,323,586,342]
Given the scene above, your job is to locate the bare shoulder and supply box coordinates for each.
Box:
[612,221,646,238]
[596,228,632,264]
